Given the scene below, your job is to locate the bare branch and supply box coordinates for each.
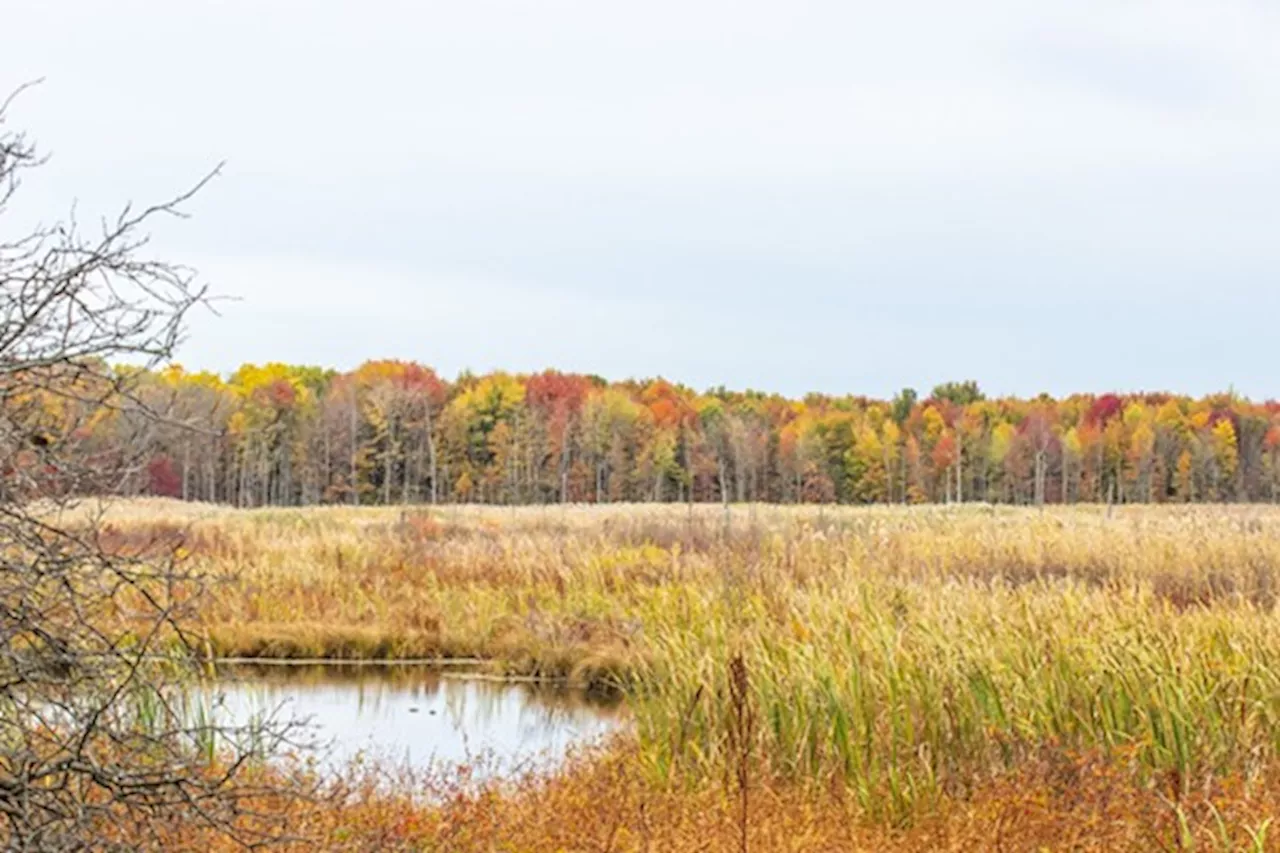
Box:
[0,85,309,850]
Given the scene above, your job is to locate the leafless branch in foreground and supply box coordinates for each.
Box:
[0,84,310,851]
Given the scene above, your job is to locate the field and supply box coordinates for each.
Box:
[98,500,1280,850]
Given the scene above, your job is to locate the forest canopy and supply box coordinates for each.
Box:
[13,361,1276,507]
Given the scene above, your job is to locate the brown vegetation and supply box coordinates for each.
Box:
[77,500,1280,848]
[171,744,1279,852]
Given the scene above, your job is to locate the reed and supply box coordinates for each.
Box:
[147,743,1280,852]
[94,499,1280,831]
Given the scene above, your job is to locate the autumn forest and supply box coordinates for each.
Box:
[47,361,1276,508]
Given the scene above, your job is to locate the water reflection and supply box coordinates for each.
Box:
[201,663,625,779]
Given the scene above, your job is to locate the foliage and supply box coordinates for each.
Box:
[36,362,1280,508]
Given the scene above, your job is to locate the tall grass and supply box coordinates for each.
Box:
[97,499,1280,825]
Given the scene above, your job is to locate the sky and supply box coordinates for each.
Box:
[3,1,1279,400]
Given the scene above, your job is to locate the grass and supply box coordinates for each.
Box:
[126,744,1280,852]
[90,499,1280,848]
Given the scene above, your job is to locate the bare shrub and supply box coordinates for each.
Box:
[0,84,303,850]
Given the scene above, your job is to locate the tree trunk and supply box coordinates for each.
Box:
[323,420,332,504]
[181,442,191,502]
[424,405,438,505]
[349,400,359,506]
[382,417,395,506]
[718,454,729,506]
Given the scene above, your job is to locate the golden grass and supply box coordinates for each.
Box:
[167,744,1280,852]
[92,499,1280,846]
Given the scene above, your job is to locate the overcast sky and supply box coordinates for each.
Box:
[3,1,1279,398]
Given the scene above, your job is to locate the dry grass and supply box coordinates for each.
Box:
[88,499,1280,848]
[164,744,1280,852]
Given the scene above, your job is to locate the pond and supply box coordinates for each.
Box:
[201,663,627,781]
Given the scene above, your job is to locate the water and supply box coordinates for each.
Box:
[201,663,626,780]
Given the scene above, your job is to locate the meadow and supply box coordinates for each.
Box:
[99,500,1280,850]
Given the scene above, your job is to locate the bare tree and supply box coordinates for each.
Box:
[0,85,302,851]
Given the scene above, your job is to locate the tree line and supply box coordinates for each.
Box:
[12,362,1279,507]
